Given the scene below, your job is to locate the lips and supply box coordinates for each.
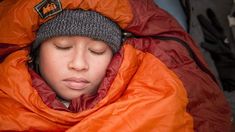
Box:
[62,77,90,90]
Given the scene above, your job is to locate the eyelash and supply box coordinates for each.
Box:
[55,45,72,50]
[89,49,105,55]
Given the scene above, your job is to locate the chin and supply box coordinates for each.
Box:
[61,93,83,101]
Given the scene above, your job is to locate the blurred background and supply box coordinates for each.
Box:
[154,0,235,125]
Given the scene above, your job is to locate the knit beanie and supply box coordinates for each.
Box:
[33,10,122,53]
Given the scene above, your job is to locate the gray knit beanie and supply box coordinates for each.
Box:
[33,10,122,53]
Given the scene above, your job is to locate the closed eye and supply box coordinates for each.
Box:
[55,45,72,50]
[89,49,105,55]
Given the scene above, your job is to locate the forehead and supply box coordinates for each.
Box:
[43,36,108,46]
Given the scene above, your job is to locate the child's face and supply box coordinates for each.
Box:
[39,36,113,101]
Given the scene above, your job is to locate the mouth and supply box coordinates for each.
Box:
[62,77,90,90]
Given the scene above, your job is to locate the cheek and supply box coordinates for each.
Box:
[38,46,66,83]
[89,54,113,82]
[39,58,52,74]
[39,51,57,73]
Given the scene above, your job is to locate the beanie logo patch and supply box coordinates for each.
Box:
[34,0,62,19]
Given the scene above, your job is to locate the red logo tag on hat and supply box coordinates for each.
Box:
[34,0,62,19]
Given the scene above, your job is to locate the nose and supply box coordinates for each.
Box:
[68,51,89,71]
